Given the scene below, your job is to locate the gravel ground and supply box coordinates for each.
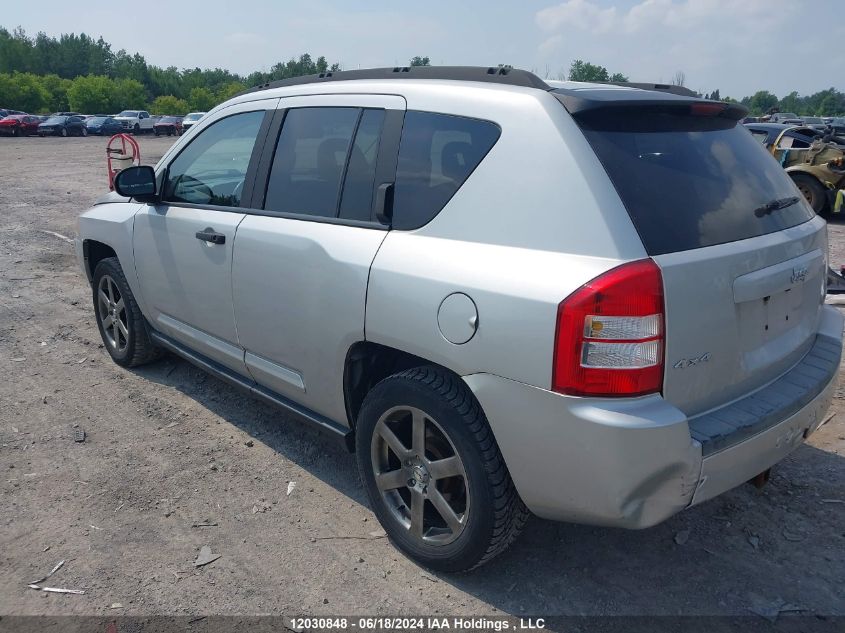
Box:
[0,135,843,619]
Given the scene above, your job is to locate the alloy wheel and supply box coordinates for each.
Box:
[97,275,129,354]
[371,406,469,545]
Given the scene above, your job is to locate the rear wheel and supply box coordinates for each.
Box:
[356,366,528,572]
[92,257,164,367]
[791,173,828,215]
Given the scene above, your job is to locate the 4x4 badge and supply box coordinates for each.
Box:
[673,353,711,369]
[791,266,809,284]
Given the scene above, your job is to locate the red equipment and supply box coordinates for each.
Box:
[106,134,141,190]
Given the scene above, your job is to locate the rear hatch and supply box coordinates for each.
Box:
[556,89,826,416]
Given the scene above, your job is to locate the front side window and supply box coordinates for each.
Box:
[162,110,264,208]
[392,111,501,230]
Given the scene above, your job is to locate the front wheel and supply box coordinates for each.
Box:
[356,366,529,572]
[92,257,163,367]
[61,128,68,137]
[133,124,140,135]
[791,173,828,215]
[81,127,88,137]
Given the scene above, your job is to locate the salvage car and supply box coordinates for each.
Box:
[77,67,842,572]
[85,116,124,136]
[38,115,87,137]
[180,111,205,132]
[114,110,154,134]
[745,122,845,214]
[0,114,42,136]
[153,115,183,136]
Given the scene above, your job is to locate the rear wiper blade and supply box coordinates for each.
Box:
[753,196,801,217]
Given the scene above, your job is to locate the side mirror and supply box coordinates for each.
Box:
[114,165,158,202]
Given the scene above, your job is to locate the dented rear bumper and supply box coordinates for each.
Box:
[464,306,841,528]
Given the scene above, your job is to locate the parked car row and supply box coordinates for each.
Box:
[0,109,208,138]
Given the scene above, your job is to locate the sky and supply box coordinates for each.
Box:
[7,0,845,98]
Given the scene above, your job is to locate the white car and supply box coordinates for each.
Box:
[113,110,154,134]
[181,112,206,132]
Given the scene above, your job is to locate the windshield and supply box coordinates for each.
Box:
[117,110,139,118]
[44,116,66,124]
[573,107,814,255]
[87,117,107,124]
[159,116,178,123]
[184,113,204,121]
[803,117,822,124]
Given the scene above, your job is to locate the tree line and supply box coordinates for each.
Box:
[0,26,342,114]
[2,26,844,117]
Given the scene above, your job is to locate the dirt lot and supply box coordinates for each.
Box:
[0,135,843,620]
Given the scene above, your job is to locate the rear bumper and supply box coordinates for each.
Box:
[465,305,842,528]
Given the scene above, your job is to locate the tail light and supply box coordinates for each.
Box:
[552,259,664,397]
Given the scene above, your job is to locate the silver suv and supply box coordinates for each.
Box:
[77,67,843,571]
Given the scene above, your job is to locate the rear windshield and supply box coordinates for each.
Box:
[571,106,815,255]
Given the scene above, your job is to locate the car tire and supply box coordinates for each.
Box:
[11,127,19,137]
[92,257,164,368]
[133,124,140,135]
[791,173,828,215]
[355,366,529,572]
[81,127,88,137]
[154,130,159,136]
[61,128,68,137]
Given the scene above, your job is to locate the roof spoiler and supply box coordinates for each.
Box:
[606,82,700,98]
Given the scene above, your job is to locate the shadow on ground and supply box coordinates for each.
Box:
[134,357,845,616]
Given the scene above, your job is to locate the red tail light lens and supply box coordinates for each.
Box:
[553,259,665,397]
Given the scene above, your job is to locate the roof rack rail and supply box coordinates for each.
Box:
[240,66,550,96]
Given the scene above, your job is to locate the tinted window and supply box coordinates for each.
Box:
[576,112,815,255]
[163,110,264,208]
[392,111,500,230]
[338,109,385,221]
[265,107,359,217]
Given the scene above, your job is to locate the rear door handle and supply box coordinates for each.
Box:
[195,228,226,245]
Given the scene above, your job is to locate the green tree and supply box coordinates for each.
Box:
[150,94,190,115]
[188,86,216,111]
[410,56,430,67]
[568,59,610,82]
[747,90,779,115]
[608,72,629,82]
[67,75,115,113]
[38,74,71,111]
[0,72,50,112]
[215,81,246,103]
[112,78,147,111]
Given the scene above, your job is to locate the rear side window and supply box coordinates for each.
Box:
[392,112,500,230]
[265,107,359,218]
[574,109,815,255]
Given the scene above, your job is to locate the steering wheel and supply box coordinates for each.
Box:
[175,175,214,203]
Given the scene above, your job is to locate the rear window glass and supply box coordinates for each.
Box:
[575,110,815,255]
[392,112,500,230]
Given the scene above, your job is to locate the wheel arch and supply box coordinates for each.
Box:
[82,239,117,284]
[343,341,467,433]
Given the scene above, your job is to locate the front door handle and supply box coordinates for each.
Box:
[195,228,226,245]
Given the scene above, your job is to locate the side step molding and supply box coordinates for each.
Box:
[149,330,354,451]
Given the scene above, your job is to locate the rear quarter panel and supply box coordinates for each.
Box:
[366,87,646,387]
